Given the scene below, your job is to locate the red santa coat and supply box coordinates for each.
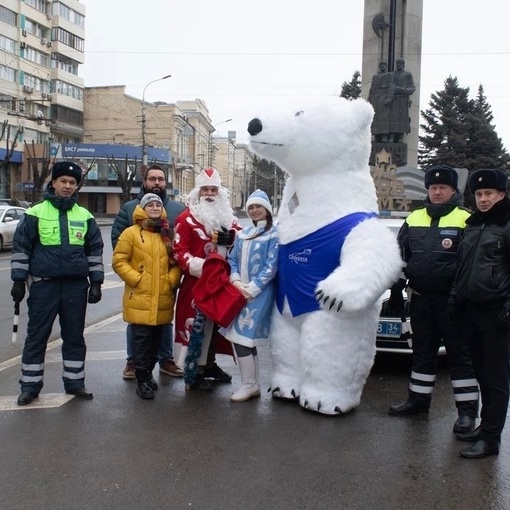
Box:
[173,208,240,354]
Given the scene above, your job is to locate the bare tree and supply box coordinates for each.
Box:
[24,142,95,203]
[106,154,137,204]
[0,121,23,198]
[24,141,54,203]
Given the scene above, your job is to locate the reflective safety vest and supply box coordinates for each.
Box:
[29,200,92,247]
[402,206,470,295]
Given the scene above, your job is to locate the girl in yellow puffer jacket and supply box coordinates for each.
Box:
[113,193,182,399]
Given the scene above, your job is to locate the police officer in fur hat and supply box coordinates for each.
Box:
[387,164,479,434]
[10,161,104,405]
[449,169,510,459]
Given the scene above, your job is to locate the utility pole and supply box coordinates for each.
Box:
[208,119,232,167]
[141,74,171,172]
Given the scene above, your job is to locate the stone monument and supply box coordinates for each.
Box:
[361,0,423,168]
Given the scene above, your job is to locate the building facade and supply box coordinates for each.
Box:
[0,0,86,198]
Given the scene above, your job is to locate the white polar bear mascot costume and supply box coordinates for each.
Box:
[247,96,403,415]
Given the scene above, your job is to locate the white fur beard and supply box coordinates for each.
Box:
[190,196,235,234]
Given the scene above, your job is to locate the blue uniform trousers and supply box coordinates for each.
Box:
[20,278,89,394]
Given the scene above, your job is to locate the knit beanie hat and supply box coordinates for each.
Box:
[196,168,222,188]
[245,189,272,213]
[140,193,163,209]
[468,169,508,193]
[424,164,458,189]
[51,161,82,184]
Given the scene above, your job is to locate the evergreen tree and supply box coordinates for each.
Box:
[419,77,510,172]
[340,71,362,100]
[419,76,474,168]
[468,85,510,170]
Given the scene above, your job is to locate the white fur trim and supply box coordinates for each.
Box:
[196,168,221,189]
[189,257,205,278]
[246,281,262,298]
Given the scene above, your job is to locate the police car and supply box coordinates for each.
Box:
[376,216,413,353]
[377,215,445,355]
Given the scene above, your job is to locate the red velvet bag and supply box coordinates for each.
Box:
[192,253,247,328]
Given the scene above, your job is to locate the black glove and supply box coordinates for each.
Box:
[215,227,235,246]
[497,306,510,330]
[11,281,26,302]
[88,282,102,304]
[388,289,405,316]
[381,278,406,316]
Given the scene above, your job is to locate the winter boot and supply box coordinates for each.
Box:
[185,370,213,391]
[230,355,261,402]
[136,370,155,400]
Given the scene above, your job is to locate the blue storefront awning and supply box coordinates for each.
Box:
[0,148,23,163]
[59,143,172,164]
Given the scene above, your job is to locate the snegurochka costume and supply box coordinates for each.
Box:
[219,218,278,347]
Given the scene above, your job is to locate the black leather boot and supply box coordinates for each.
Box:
[460,439,499,459]
[136,370,154,400]
[456,425,481,442]
[388,400,429,416]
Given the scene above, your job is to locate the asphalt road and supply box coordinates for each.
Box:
[0,226,509,509]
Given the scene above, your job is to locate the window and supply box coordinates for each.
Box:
[0,35,16,53]
[52,27,84,52]
[0,5,17,25]
[0,65,17,84]
[24,0,49,15]
[58,3,84,27]
[54,80,83,100]
[24,47,50,67]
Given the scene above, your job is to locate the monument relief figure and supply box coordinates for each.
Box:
[368,61,394,142]
[389,58,415,142]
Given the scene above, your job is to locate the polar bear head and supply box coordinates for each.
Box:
[247,96,374,178]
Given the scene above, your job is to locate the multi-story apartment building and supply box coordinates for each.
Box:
[0,0,86,198]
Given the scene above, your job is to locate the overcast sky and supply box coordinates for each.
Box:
[80,0,510,153]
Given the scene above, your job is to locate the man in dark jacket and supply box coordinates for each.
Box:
[450,168,510,459]
[387,164,479,433]
[11,161,104,405]
[111,165,185,379]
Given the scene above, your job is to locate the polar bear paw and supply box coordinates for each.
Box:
[269,375,301,401]
[299,386,359,416]
[314,289,343,312]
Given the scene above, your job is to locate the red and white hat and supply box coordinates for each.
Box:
[196,167,222,188]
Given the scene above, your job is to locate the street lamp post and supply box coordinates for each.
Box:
[141,74,172,169]
[208,118,232,167]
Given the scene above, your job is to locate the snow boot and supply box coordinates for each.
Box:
[230,355,261,402]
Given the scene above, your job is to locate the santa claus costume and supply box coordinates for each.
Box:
[173,168,240,389]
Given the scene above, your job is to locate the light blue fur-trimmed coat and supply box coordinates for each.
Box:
[219,221,278,347]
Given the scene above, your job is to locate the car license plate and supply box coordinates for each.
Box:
[377,320,402,338]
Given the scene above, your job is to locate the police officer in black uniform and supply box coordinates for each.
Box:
[450,169,510,459]
[387,164,479,433]
[11,161,104,405]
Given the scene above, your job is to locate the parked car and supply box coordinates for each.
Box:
[376,217,412,353]
[376,215,446,355]
[0,198,31,208]
[0,206,26,251]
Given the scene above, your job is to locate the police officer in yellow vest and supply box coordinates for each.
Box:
[10,161,104,406]
[387,164,479,433]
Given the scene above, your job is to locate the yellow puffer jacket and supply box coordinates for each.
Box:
[112,206,182,325]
